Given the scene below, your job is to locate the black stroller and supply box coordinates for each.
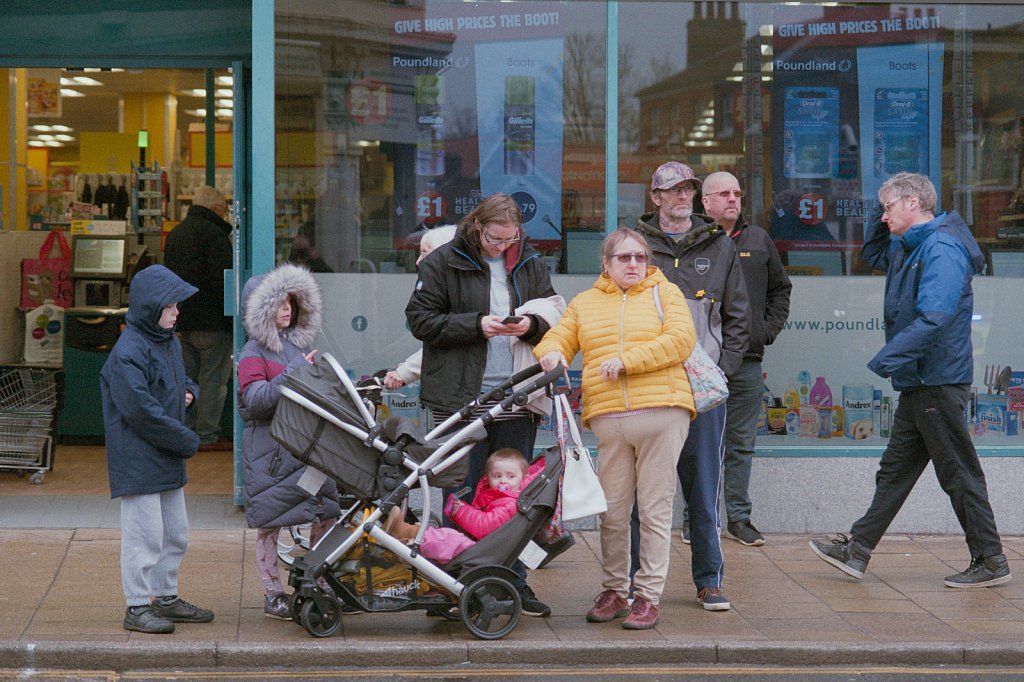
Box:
[270,353,566,640]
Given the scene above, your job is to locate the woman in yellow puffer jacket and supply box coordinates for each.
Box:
[536,227,696,631]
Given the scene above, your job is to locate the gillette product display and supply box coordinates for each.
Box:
[503,75,536,175]
[414,74,445,177]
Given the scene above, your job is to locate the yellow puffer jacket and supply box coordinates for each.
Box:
[534,267,696,426]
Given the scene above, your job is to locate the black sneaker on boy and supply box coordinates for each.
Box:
[809,534,871,580]
[943,554,1011,589]
[123,605,175,634]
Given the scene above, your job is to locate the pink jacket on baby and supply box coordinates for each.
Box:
[451,457,546,540]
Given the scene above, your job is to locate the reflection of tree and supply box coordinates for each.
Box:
[619,50,675,153]
[617,46,639,151]
[565,32,647,149]
[564,32,605,144]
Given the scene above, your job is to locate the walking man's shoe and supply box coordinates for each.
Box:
[944,554,1012,589]
[151,596,215,623]
[123,605,175,634]
[622,595,659,629]
[680,522,690,544]
[586,589,630,623]
[809,534,871,580]
[696,586,731,611]
[724,520,765,546]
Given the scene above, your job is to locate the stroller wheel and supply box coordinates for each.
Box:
[277,524,311,566]
[297,591,343,638]
[459,575,522,640]
[288,591,307,619]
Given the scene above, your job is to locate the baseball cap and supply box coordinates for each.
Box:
[651,161,701,191]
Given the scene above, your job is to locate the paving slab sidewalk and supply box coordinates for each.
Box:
[0,529,1021,672]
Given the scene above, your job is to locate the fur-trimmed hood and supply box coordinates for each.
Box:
[241,264,322,353]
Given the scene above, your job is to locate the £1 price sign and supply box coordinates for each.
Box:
[347,79,389,125]
[798,193,828,225]
[416,191,447,225]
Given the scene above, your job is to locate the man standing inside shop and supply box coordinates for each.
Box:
[632,161,750,611]
[702,171,791,547]
[810,172,1011,589]
[164,185,234,450]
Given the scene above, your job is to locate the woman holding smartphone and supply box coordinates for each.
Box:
[405,192,563,617]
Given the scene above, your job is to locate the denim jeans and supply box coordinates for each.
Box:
[723,359,763,523]
[850,385,1003,558]
[179,329,233,444]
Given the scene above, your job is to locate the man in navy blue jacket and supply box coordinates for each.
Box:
[810,173,1011,589]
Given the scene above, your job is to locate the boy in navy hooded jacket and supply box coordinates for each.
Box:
[100,264,215,634]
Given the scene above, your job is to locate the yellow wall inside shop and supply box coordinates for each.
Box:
[188,131,234,167]
[188,131,319,167]
[26,148,49,187]
[78,92,174,175]
[0,69,28,229]
[277,132,319,167]
[79,132,147,175]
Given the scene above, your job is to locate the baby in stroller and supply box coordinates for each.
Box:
[384,448,535,563]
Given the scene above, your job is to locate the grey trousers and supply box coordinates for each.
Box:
[120,488,189,607]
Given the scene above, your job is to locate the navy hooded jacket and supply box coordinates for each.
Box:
[862,210,984,392]
[101,265,201,498]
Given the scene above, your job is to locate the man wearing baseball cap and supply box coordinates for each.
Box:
[629,161,750,613]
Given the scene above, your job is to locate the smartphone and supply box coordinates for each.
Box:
[501,315,524,324]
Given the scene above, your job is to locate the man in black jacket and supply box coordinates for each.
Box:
[164,185,233,450]
[702,171,791,547]
[631,161,750,612]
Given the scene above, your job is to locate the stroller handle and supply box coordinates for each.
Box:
[477,362,565,405]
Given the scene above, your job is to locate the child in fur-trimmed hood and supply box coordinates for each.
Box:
[237,263,341,620]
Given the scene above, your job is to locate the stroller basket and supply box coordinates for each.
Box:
[271,356,469,499]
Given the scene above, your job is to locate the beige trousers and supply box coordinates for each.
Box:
[590,407,690,604]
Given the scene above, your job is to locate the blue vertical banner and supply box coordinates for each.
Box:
[770,4,945,255]
[856,43,944,210]
[475,39,564,241]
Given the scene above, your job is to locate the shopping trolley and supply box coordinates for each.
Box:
[0,366,64,484]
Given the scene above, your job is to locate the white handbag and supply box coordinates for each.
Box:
[555,392,607,521]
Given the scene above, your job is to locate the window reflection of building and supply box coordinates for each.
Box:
[276,1,454,273]
[633,2,745,158]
